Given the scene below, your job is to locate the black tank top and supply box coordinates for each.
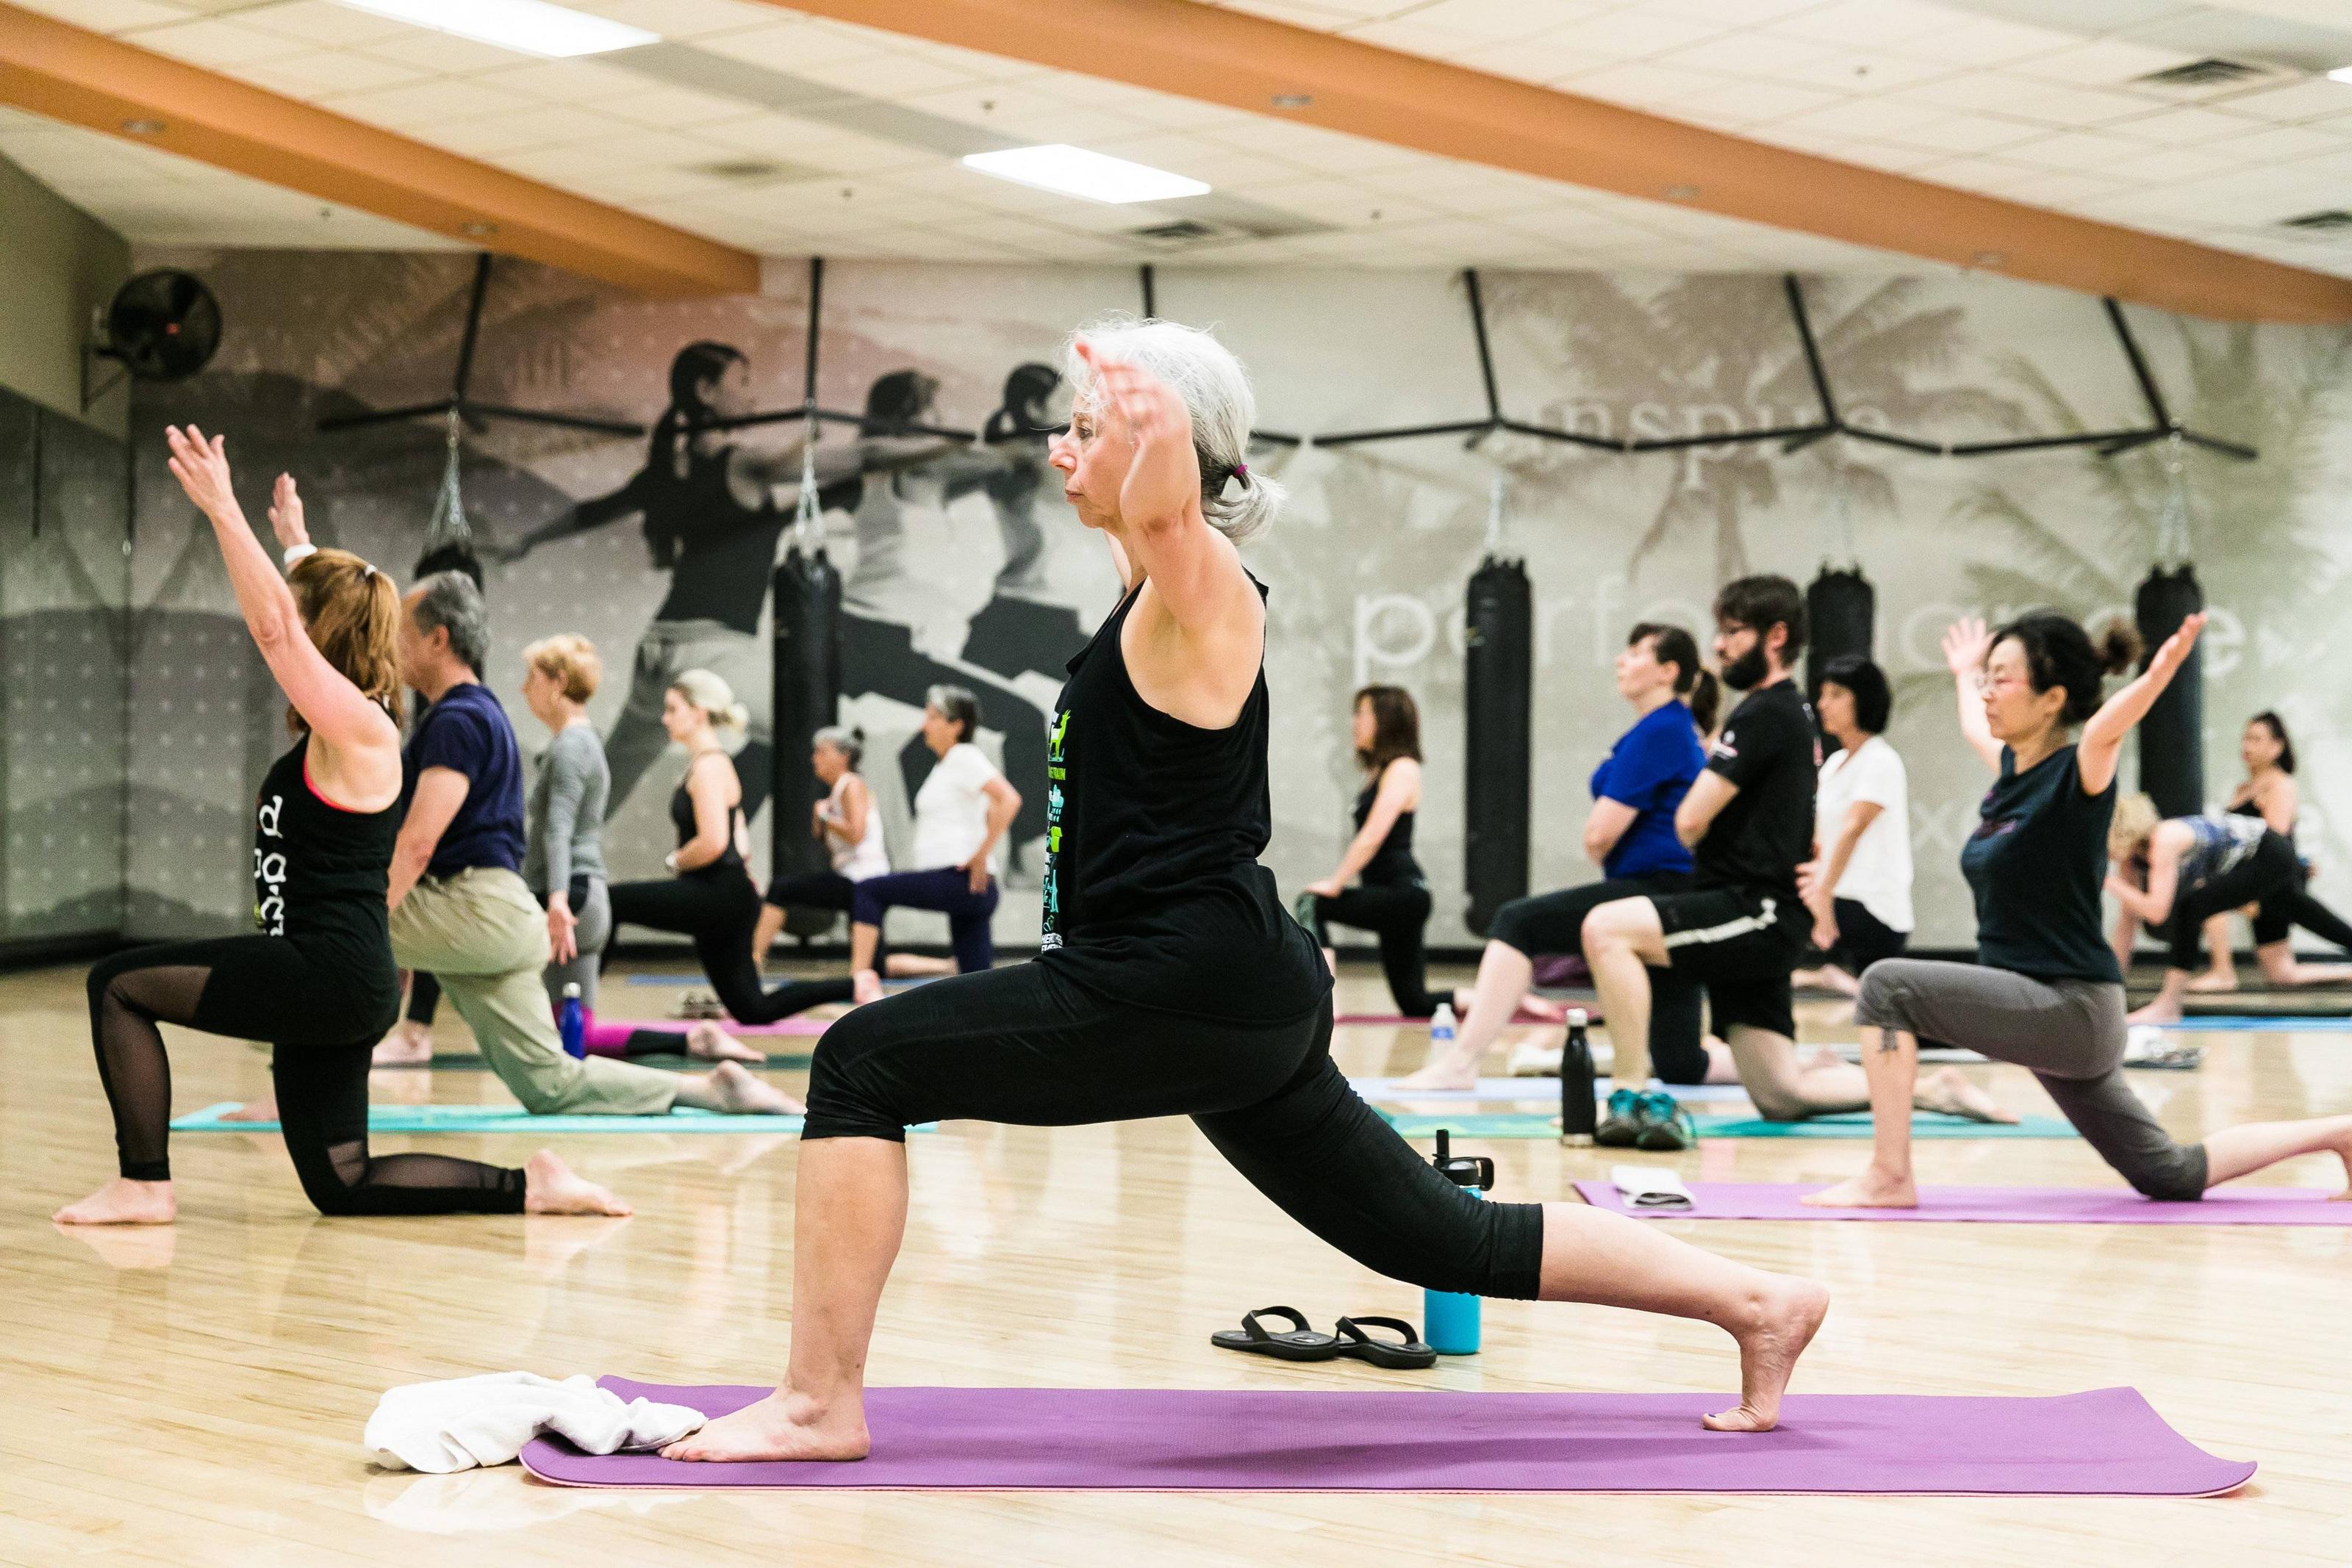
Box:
[1038,580,1327,1021]
[2229,794,2295,846]
[1355,766,1421,885]
[253,737,401,1026]
[650,445,785,636]
[670,757,747,880]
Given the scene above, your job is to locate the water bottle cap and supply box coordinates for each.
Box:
[562,982,581,997]
[1567,1007,1587,1026]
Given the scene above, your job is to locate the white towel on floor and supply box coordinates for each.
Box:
[365,1373,704,1474]
[1610,1165,1696,1210]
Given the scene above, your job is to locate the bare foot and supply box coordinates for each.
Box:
[1702,1276,1829,1432]
[2126,1002,2183,1026]
[1802,1165,1917,1209]
[851,969,884,1007]
[220,1096,279,1123]
[883,954,953,978]
[704,1060,806,1115]
[659,1390,870,1463]
[686,1021,767,1062]
[522,1151,632,1216]
[2184,970,2237,994]
[1395,1061,1478,1092]
[373,1020,434,1065]
[1912,1068,2017,1124]
[53,1177,176,1226]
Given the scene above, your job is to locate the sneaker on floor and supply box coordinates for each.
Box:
[1593,1087,1645,1148]
[673,988,727,1021]
[1507,1040,1565,1077]
[1632,1091,1699,1152]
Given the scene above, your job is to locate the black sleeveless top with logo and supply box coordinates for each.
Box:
[1039,579,1329,1023]
[649,445,786,636]
[252,736,403,1037]
[670,758,750,881]
[1355,766,1421,886]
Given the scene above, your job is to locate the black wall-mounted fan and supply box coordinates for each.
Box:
[82,269,221,407]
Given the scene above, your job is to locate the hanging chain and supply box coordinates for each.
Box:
[1821,453,1856,569]
[791,400,824,552]
[2151,431,2192,569]
[424,405,472,551]
[1483,474,1506,556]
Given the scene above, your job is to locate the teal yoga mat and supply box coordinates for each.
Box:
[169,1101,842,1135]
[373,1052,812,1071]
[1376,1110,2077,1140]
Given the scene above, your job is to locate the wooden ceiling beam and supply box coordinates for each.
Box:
[0,4,758,297]
[778,0,2352,324]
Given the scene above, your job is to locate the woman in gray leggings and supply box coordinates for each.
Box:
[1807,610,2352,1208]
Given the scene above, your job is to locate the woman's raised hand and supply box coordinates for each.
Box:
[2145,612,2206,682]
[266,472,310,552]
[1941,616,1991,681]
[164,425,240,520]
[1075,340,1194,527]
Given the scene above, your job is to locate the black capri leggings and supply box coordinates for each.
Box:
[1306,879,1443,1017]
[1485,872,1713,1086]
[85,937,524,1215]
[2250,863,2352,953]
[804,960,1547,1299]
[609,871,854,1024]
[2166,833,2302,970]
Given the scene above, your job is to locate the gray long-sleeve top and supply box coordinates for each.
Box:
[522,721,609,898]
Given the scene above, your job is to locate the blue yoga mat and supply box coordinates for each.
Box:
[171,1101,839,1135]
[1377,1110,2077,1140]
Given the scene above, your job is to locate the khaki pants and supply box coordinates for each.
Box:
[391,866,677,1116]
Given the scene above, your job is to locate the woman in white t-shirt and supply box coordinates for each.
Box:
[1799,655,1912,996]
[847,685,1023,1004]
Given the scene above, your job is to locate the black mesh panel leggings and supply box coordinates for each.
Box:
[85,937,526,1215]
[1307,880,1443,1017]
[609,872,856,1024]
[803,960,1547,1298]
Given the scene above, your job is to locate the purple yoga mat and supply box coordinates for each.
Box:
[1575,1179,2352,1225]
[520,1379,2251,1495]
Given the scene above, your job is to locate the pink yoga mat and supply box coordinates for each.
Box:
[520,1380,2249,1495]
[627,1017,828,1037]
[1575,1179,2352,1225]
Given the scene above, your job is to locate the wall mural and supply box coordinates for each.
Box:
[122,250,2352,952]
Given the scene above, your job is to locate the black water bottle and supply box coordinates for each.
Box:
[1560,1007,1596,1146]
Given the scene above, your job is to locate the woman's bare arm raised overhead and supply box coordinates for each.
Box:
[164,427,400,801]
[1943,616,2001,772]
[2079,614,2204,796]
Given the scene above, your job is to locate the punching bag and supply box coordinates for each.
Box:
[771,544,845,938]
[1463,555,1532,936]
[1804,567,1874,699]
[2134,564,2204,819]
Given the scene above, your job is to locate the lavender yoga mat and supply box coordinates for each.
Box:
[520,1379,2250,1496]
[1576,1179,2352,1226]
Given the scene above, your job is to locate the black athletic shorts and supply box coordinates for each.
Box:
[1829,897,1910,977]
[1654,885,1799,1040]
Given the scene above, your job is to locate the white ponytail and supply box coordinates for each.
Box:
[1066,315,1284,542]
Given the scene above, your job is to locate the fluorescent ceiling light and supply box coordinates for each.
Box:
[961,145,1209,204]
[2331,65,2352,83]
[332,0,657,58]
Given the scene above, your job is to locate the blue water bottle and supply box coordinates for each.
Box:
[1423,1129,1494,1355]
[558,982,586,1060]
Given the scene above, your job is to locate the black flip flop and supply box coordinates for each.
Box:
[1333,1315,1437,1370]
[1211,1306,1342,1362]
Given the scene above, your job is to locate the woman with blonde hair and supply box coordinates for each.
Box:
[605,669,856,1031]
[2106,791,2352,1025]
[57,428,622,1223]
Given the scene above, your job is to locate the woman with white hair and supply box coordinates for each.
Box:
[662,318,1829,1467]
[605,669,856,1030]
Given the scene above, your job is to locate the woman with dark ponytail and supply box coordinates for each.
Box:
[2184,709,2352,993]
[1807,611,2352,1209]
[1402,623,1726,1090]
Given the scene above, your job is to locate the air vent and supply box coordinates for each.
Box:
[1128,218,1225,245]
[2280,209,2352,234]
[2131,57,2282,93]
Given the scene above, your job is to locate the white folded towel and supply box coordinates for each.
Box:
[365,1372,705,1474]
[1610,1165,1696,1210]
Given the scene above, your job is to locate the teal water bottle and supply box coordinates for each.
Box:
[1423,1129,1495,1355]
[558,982,586,1060]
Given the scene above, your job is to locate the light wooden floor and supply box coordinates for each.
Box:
[5,959,2351,1567]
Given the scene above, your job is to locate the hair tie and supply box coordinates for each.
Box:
[1231,461,1250,486]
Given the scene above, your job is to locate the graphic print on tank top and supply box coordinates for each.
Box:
[251,738,404,1026]
[1041,708,1069,947]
